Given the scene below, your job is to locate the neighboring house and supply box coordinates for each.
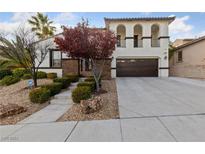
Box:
[172,38,194,48]
[38,16,175,78]
[170,36,205,79]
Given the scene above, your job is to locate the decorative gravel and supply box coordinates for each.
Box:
[0,79,52,125]
[57,79,119,122]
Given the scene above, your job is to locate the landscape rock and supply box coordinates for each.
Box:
[0,104,27,118]
[80,96,103,114]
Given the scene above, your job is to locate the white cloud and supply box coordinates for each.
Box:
[0,12,65,37]
[0,12,80,39]
[169,15,205,41]
[168,14,176,17]
[53,12,76,24]
[0,22,20,34]
[169,16,193,34]
[11,12,35,22]
[0,12,36,35]
[198,30,205,37]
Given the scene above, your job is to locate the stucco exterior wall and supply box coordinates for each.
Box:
[107,20,170,77]
[170,40,205,79]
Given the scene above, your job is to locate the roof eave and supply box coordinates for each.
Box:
[104,17,176,23]
[174,36,205,51]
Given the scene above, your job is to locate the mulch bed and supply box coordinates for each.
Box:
[57,79,119,121]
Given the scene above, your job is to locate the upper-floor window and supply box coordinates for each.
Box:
[177,51,183,62]
[116,25,126,47]
[133,24,143,48]
[151,24,160,47]
[117,35,121,47]
[50,50,61,68]
[134,35,138,47]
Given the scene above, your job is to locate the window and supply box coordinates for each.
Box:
[151,24,160,47]
[50,51,61,67]
[117,35,121,47]
[178,51,183,62]
[134,35,138,47]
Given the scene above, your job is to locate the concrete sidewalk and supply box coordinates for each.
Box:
[1,115,205,142]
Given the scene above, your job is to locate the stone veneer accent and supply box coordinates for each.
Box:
[62,59,79,75]
[62,59,111,79]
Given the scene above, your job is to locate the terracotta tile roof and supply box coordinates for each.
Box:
[174,35,205,50]
[104,16,175,23]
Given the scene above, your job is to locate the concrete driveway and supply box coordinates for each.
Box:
[117,77,205,141]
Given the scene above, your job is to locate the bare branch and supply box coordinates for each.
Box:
[0,25,52,87]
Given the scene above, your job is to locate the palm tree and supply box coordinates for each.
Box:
[28,12,56,39]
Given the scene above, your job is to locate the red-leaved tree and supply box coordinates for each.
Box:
[54,20,116,92]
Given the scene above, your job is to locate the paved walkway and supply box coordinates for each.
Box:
[19,82,78,124]
[1,77,205,142]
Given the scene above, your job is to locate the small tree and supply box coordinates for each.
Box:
[0,27,52,87]
[54,20,116,92]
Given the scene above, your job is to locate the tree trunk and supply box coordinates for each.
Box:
[33,76,37,88]
[32,69,38,88]
[96,80,100,92]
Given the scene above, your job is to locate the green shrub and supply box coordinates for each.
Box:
[86,76,101,83]
[0,76,20,86]
[0,69,12,80]
[47,73,57,79]
[22,73,32,80]
[41,82,62,96]
[53,77,71,89]
[77,82,95,92]
[29,87,50,103]
[72,86,91,103]
[65,74,79,82]
[84,77,102,88]
[84,78,95,82]
[12,68,29,78]
[37,71,47,79]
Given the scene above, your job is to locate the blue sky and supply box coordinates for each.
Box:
[0,12,205,40]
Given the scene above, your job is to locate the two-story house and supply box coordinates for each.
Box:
[37,16,175,78]
[105,17,175,78]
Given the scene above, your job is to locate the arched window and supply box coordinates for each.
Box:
[133,24,143,47]
[116,25,126,47]
[151,24,160,47]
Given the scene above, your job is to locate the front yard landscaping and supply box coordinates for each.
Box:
[0,79,52,125]
[0,72,80,125]
[57,79,119,121]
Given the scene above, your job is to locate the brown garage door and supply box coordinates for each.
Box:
[116,59,158,77]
